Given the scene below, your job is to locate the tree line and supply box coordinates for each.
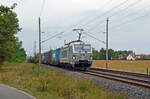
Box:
[0,4,26,65]
[92,48,133,60]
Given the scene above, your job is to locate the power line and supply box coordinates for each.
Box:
[41,0,110,44]
[109,1,149,26]
[58,0,114,37]
[85,1,150,31]
[79,0,129,28]
[86,0,143,33]
[60,0,129,39]
[41,0,148,50]
[39,0,46,17]
[108,0,143,18]
[110,11,150,30]
[84,32,105,44]
[85,20,106,32]
[76,0,113,27]
[41,32,64,43]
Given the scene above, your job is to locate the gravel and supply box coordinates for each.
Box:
[42,65,150,99]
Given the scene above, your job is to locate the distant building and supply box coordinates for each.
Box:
[127,53,136,61]
[118,53,150,60]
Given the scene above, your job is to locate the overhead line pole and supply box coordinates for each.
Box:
[34,40,36,58]
[106,18,109,69]
[39,17,41,66]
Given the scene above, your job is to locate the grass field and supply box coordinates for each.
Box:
[92,60,150,74]
[0,62,125,99]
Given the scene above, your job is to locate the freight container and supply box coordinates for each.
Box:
[44,53,46,64]
[41,54,45,63]
[48,51,51,64]
[51,50,60,65]
[56,48,60,62]
[51,50,57,61]
[46,52,49,61]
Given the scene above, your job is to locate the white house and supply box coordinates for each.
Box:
[126,54,136,61]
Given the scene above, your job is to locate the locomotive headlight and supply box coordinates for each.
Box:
[90,56,93,60]
[72,56,76,59]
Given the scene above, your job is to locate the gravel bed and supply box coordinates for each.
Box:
[42,65,150,99]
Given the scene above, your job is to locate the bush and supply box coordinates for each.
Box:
[136,58,150,60]
[27,57,37,64]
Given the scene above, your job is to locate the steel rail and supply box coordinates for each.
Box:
[81,71,150,89]
[90,68,150,78]
[87,70,150,84]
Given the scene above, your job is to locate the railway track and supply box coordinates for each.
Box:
[80,68,150,89]
[42,64,150,89]
[90,68,150,78]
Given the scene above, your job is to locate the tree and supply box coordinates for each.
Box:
[0,4,25,64]
[8,39,26,62]
[92,48,100,60]
[99,48,105,60]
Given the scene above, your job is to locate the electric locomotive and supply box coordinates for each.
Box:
[60,40,93,70]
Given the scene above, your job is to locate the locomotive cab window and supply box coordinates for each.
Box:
[74,44,91,53]
[83,45,91,52]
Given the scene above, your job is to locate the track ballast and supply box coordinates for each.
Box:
[79,68,150,89]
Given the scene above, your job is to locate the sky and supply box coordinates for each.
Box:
[0,0,150,55]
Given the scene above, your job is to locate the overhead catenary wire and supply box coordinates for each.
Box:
[60,0,113,33]
[85,20,106,33]
[39,0,46,17]
[75,0,113,27]
[84,32,105,44]
[78,0,129,28]
[63,0,129,39]
[39,0,150,53]
[108,1,149,26]
[59,0,129,40]
[86,0,143,33]
[41,32,64,43]
[39,0,112,52]
[58,0,120,38]
[108,0,143,18]
[86,0,142,32]
[110,7,150,30]
[85,0,145,36]
[72,0,142,31]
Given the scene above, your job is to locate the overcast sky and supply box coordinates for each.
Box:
[1,0,150,55]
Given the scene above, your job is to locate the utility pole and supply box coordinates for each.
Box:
[73,29,84,41]
[39,17,41,65]
[34,40,36,58]
[106,18,109,69]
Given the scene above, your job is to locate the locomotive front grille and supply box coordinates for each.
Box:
[75,60,92,67]
[79,60,88,63]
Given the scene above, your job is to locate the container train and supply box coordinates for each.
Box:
[41,40,93,70]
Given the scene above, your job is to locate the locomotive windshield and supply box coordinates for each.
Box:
[74,44,91,53]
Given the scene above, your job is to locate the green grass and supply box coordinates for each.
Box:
[0,62,126,99]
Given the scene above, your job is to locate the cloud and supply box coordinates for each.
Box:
[1,0,150,55]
